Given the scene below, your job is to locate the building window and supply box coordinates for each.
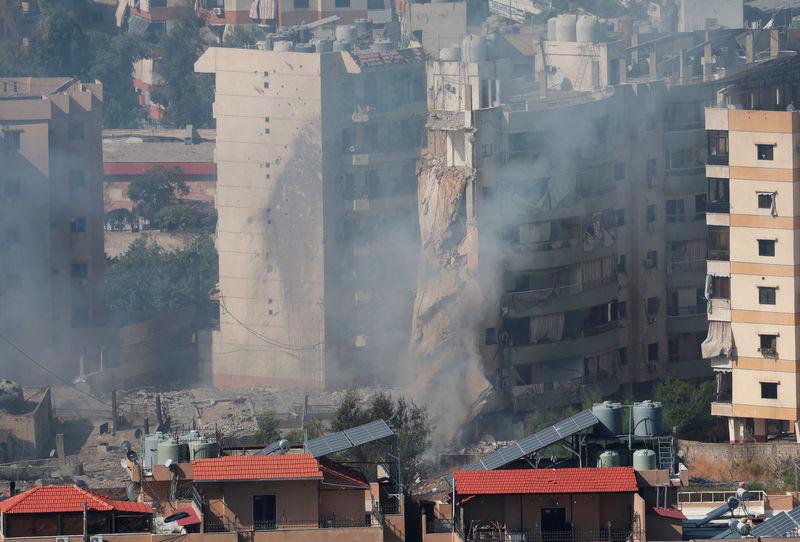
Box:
[484,328,497,346]
[4,178,20,197]
[757,144,774,161]
[707,130,728,164]
[70,217,87,233]
[70,262,88,280]
[615,209,625,226]
[758,286,777,305]
[758,239,776,257]
[646,297,660,317]
[710,276,730,299]
[253,495,277,531]
[69,169,86,188]
[759,334,777,356]
[646,158,657,186]
[708,226,730,260]
[648,342,659,362]
[3,131,20,150]
[645,250,657,268]
[694,194,707,219]
[666,199,686,223]
[616,254,626,273]
[68,121,85,140]
[707,178,729,213]
[757,192,775,209]
[760,382,778,399]
[367,0,384,8]
[646,204,656,224]
[71,306,90,328]
[335,0,350,7]
[618,347,627,365]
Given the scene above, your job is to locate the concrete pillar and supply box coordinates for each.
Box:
[702,43,713,81]
[728,418,738,444]
[754,418,767,442]
[679,48,686,82]
[55,433,65,465]
[649,52,658,79]
[619,59,627,84]
[99,347,106,371]
[746,33,755,64]
[78,352,86,377]
[728,418,747,444]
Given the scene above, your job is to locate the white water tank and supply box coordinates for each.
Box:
[555,14,577,42]
[576,15,602,43]
[273,40,294,52]
[547,17,558,41]
[462,34,486,62]
[439,47,460,61]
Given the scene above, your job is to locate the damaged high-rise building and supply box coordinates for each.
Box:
[195,43,426,388]
[415,22,783,420]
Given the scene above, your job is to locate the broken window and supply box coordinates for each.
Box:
[707,131,728,164]
[759,334,777,356]
[757,144,775,161]
[646,296,660,316]
[758,239,776,257]
[757,192,775,209]
[648,342,659,362]
[760,382,778,399]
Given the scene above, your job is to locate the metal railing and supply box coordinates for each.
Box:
[205,517,380,532]
[667,259,705,273]
[708,248,730,261]
[514,237,581,253]
[666,165,705,177]
[667,303,707,317]
[707,155,729,166]
[678,490,766,504]
[467,529,634,542]
[707,201,730,213]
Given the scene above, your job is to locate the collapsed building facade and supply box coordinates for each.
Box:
[195,42,425,388]
[415,23,791,417]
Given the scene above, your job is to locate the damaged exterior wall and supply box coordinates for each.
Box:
[196,47,425,389]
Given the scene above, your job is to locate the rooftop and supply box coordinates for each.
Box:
[350,47,427,69]
[453,467,639,495]
[103,130,215,165]
[0,486,152,515]
[0,77,76,98]
[192,453,324,482]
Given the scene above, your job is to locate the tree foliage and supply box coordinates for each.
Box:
[655,379,721,438]
[151,0,214,128]
[254,409,281,444]
[331,389,433,487]
[128,166,190,222]
[105,234,218,313]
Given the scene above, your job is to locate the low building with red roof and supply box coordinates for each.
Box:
[0,485,152,538]
[447,467,641,542]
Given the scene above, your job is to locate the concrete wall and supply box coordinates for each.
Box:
[405,2,468,54]
[679,0,743,32]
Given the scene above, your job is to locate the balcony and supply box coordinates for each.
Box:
[506,323,620,364]
[707,201,730,213]
[668,303,707,317]
[711,401,733,417]
[666,165,706,178]
[707,154,729,166]
[205,515,383,533]
[465,528,634,542]
[708,248,729,261]
[708,298,731,322]
[502,281,617,319]
[667,259,705,274]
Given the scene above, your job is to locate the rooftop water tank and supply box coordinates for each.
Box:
[633,400,664,437]
[273,40,294,52]
[187,437,220,460]
[439,47,460,61]
[142,433,164,470]
[371,37,393,52]
[547,17,558,41]
[555,14,577,42]
[354,18,370,37]
[156,437,181,466]
[332,39,352,52]
[632,449,657,471]
[592,401,623,437]
[576,15,602,43]
[335,25,357,42]
[312,38,332,53]
[462,34,486,62]
[294,43,315,53]
[598,450,622,468]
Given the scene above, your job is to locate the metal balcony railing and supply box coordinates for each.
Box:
[707,154,729,166]
[205,516,380,533]
[514,238,581,254]
[466,528,634,542]
[708,248,729,261]
[706,201,730,213]
[667,259,705,274]
[667,303,707,317]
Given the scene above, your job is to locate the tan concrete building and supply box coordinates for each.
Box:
[703,57,800,443]
[0,78,106,382]
[195,46,425,389]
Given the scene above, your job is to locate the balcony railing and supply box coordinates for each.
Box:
[708,248,729,261]
[706,201,730,213]
[667,303,707,317]
[514,237,581,254]
[466,528,634,542]
[666,165,705,177]
[707,154,729,166]
[582,320,619,337]
[205,516,380,533]
[667,259,705,274]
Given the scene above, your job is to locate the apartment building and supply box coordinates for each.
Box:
[0,78,105,382]
[703,56,800,443]
[195,45,425,388]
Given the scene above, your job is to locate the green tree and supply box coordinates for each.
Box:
[87,31,148,127]
[32,0,94,77]
[284,420,324,446]
[151,0,214,127]
[331,389,433,487]
[655,379,719,437]
[105,234,218,313]
[253,409,281,444]
[127,166,190,223]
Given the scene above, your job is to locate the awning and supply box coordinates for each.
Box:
[127,15,152,34]
[173,506,201,527]
[701,321,733,359]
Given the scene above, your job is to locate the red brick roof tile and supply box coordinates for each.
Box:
[453,467,638,495]
[651,507,686,520]
[0,486,152,515]
[192,454,323,482]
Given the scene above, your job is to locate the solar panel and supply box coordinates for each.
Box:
[461,410,599,471]
[751,511,800,537]
[256,440,284,455]
[788,507,800,524]
[344,420,393,446]
[305,419,395,458]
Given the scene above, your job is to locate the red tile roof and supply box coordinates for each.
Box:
[0,486,152,515]
[651,507,686,520]
[453,467,639,496]
[192,454,323,482]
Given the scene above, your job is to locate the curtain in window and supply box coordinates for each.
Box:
[530,313,565,342]
[519,221,551,245]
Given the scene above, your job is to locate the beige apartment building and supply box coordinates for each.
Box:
[0,78,106,382]
[195,45,425,389]
[704,57,800,443]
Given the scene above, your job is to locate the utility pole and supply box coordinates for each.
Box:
[111,390,118,434]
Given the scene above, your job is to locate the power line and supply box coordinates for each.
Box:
[0,331,112,409]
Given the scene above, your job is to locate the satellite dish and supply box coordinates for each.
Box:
[120,459,128,469]
[134,429,143,439]
[121,441,132,453]
[164,459,173,468]
[127,450,139,463]
[164,511,190,524]
[49,449,56,458]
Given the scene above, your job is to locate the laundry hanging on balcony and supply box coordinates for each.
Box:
[701,321,734,359]
[250,0,276,20]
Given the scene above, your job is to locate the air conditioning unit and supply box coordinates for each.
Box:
[211,7,224,16]
[646,222,656,232]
